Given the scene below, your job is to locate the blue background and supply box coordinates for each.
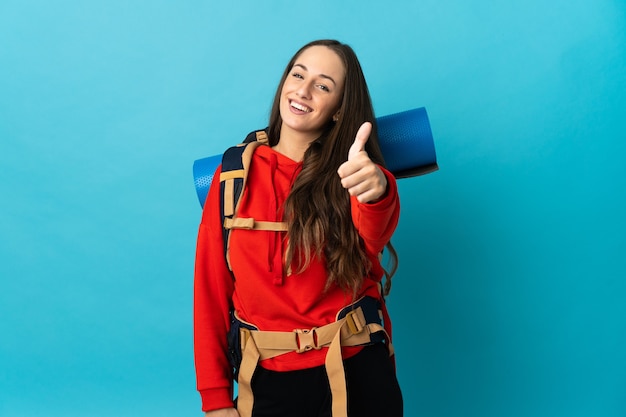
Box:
[1,1,625,416]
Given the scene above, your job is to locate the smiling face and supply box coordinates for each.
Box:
[279,45,346,143]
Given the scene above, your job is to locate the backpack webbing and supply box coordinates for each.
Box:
[219,130,288,271]
[218,131,397,417]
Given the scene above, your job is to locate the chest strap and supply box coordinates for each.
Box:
[223,217,288,232]
[235,301,393,417]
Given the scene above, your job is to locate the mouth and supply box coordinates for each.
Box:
[290,100,312,113]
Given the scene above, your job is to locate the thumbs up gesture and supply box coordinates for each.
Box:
[337,122,388,203]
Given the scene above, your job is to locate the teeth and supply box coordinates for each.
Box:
[291,101,311,112]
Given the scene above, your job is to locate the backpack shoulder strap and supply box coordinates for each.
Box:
[219,130,287,272]
[219,130,268,221]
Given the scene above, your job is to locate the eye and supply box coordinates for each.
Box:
[317,84,330,92]
[291,72,304,79]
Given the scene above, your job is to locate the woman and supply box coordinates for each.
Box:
[194,39,402,417]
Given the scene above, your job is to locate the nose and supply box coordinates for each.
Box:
[296,81,312,99]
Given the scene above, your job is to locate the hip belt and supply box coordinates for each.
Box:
[229,296,393,417]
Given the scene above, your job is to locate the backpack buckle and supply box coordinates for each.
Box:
[345,309,365,335]
[295,328,320,353]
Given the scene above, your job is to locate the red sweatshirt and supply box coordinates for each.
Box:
[194,144,400,412]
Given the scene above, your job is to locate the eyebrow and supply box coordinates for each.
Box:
[293,63,337,86]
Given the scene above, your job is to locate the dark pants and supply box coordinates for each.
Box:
[248,343,403,417]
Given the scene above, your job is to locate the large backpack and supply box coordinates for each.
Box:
[218,130,397,417]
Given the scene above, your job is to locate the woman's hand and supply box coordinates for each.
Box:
[205,408,240,417]
[337,122,388,203]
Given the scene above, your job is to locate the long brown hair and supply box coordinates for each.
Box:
[268,39,397,294]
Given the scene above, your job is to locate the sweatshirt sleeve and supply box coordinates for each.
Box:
[193,165,236,412]
[350,166,400,257]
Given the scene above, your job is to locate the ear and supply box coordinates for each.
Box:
[332,111,340,122]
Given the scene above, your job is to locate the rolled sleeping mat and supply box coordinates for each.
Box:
[193,106,438,208]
